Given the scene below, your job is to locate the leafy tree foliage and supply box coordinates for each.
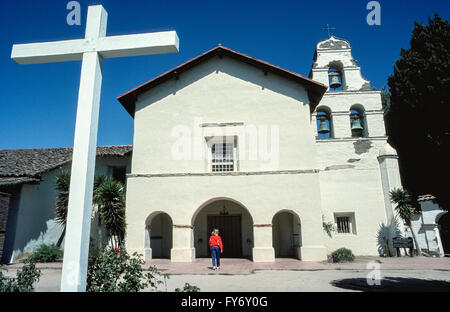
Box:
[386,14,450,209]
[86,248,169,292]
[0,260,41,292]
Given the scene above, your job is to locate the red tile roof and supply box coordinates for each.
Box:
[117,45,327,117]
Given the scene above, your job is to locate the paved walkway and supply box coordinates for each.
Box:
[6,256,450,274]
[4,257,450,292]
[143,256,450,275]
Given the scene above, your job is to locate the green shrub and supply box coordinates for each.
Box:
[0,260,41,292]
[330,248,355,263]
[29,244,63,263]
[87,247,170,292]
[175,283,200,292]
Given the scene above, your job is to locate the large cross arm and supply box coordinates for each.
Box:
[98,31,179,58]
[11,31,179,65]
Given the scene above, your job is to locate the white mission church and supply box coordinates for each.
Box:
[1,36,447,264]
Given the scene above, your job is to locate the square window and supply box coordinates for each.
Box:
[334,213,356,234]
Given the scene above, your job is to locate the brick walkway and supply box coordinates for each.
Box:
[144,256,450,275]
[6,256,450,275]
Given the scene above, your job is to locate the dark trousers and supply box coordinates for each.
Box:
[211,246,220,267]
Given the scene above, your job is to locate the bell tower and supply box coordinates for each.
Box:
[309,36,385,139]
[310,36,371,92]
[310,36,403,255]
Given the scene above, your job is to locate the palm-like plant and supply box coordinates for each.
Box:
[54,173,126,250]
[389,188,420,255]
[55,170,71,247]
[93,175,108,249]
[93,177,126,249]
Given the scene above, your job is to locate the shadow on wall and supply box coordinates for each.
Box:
[331,277,450,292]
[377,217,402,257]
[12,219,63,262]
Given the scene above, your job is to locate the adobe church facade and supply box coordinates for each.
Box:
[118,36,402,262]
[3,37,448,264]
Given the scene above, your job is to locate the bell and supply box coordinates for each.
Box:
[329,74,342,89]
[318,119,330,134]
[351,118,364,132]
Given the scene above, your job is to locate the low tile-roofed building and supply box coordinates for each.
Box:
[0,145,132,187]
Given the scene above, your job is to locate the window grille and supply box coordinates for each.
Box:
[212,143,234,172]
[336,216,351,234]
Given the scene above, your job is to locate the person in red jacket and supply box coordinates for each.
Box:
[209,229,223,270]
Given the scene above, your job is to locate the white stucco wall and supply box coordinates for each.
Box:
[126,56,327,262]
[317,139,390,255]
[410,200,447,256]
[132,57,316,174]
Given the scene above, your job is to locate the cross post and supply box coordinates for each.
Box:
[11,5,179,292]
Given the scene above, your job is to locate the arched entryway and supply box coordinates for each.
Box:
[272,210,301,259]
[145,212,173,260]
[437,212,450,255]
[192,198,254,258]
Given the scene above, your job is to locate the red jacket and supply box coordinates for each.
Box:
[209,235,223,251]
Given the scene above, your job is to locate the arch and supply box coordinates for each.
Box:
[192,197,254,259]
[327,61,345,91]
[437,211,450,255]
[272,210,302,259]
[349,104,369,137]
[144,211,173,260]
[316,105,334,139]
[191,196,253,225]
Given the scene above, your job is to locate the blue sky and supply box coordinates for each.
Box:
[1,0,449,149]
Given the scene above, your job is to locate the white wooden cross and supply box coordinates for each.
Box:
[11,5,179,292]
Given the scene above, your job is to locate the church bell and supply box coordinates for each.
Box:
[351,117,364,132]
[318,119,330,134]
[329,72,342,89]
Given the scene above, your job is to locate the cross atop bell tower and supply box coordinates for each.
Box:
[322,24,336,37]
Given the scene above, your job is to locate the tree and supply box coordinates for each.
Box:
[93,175,108,249]
[389,188,421,255]
[54,173,126,250]
[386,14,450,210]
[93,176,126,249]
[54,170,71,247]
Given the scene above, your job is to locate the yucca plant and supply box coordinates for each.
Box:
[389,187,420,255]
[54,173,126,250]
[93,177,126,249]
[93,175,109,249]
[54,170,71,247]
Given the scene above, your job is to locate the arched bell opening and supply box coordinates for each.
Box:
[328,61,344,91]
[349,104,368,138]
[272,210,302,259]
[144,212,173,260]
[316,106,333,139]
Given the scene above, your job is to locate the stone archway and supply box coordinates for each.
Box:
[272,210,301,259]
[437,212,450,255]
[192,198,254,259]
[144,212,173,261]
